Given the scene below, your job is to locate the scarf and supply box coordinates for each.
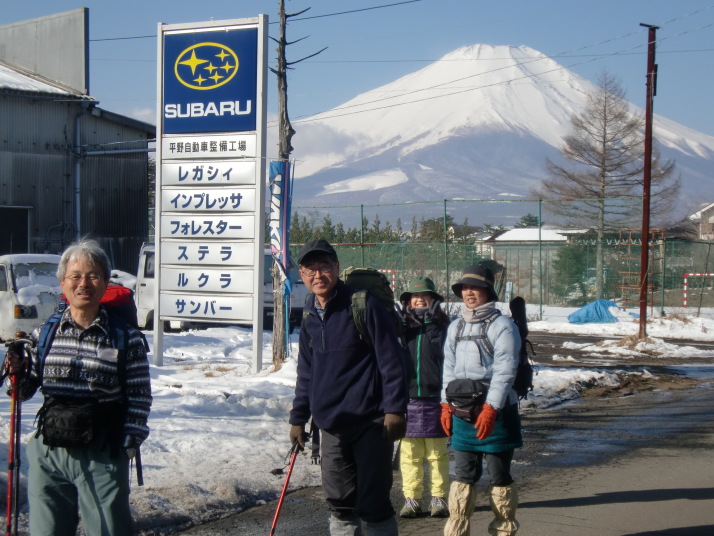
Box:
[461,301,497,324]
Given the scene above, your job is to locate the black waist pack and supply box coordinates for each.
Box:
[445,379,489,423]
[38,398,121,448]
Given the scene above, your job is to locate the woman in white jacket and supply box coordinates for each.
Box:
[441,265,522,536]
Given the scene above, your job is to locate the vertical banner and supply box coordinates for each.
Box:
[268,160,293,350]
[268,160,292,274]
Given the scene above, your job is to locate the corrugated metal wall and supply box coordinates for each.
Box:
[0,94,153,273]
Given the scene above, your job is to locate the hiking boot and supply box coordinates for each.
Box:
[430,496,449,517]
[399,497,422,518]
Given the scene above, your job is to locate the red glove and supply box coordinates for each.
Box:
[440,403,453,437]
[474,404,498,440]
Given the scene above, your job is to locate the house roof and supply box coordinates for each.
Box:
[492,228,588,242]
[689,202,714,222]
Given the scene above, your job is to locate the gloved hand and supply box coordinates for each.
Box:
[289,424,308,451]
[383,413,406,442]
[423,299,443,322]
[474,403,498,440]
[4,345,29,377]
[440,403,453,437]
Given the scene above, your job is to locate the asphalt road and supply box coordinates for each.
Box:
[174,371,714,536]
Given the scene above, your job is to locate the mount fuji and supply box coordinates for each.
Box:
[291,44,714,227]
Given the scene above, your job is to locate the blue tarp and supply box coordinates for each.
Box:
[567,299,619,324]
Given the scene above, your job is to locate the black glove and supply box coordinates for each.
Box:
[289,424,308,451]
[383,413,406,442]
[423,299,442,322]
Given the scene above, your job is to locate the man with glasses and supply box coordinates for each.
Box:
[4,237,152,536]
[289,239,408,536]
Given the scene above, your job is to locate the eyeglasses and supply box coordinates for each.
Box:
[65,272,104,283]
[300,263,335,277]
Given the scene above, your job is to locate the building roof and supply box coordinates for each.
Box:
[689,202,714,222]
[492,228,587,242]
[0,59,92,100]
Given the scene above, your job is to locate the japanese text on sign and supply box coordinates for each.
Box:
[161,161,256,186]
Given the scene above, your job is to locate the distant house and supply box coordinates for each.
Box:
[482,227,589,303]
[0,9,155,272]
[689,202,714,241]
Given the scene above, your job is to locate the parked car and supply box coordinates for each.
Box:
[134,244,308,332]
[262,252,310,332]
[0,254,62,342]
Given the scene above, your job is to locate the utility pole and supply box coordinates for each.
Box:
[270,1,326,367]
[638,23,658,339]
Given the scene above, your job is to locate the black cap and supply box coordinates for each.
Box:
[296,239,338,265]
[451,265,497,300]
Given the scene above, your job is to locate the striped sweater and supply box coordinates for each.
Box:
[19,307,152,448]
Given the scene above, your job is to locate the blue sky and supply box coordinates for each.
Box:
[4,0,714,136]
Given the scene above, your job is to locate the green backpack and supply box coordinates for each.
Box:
[340,267,402,346]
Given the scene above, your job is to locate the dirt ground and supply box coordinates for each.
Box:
[174,335,714,536]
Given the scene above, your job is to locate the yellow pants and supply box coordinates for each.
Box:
[399,437,449,498]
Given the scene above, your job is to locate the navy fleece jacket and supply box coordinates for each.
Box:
[289,280,409,432]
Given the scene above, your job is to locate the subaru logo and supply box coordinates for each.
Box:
[174,42,239,90]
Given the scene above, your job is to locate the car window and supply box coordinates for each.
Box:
[11,262,59,290]
[145,251,155,278]
[0,266,7,292]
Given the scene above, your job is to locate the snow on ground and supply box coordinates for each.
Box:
[1,305,714,532]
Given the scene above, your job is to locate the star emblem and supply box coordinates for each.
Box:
[174,43,240,90]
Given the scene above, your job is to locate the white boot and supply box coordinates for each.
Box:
[443,481,476,536]
[487,483,520,536]
[330,513,362,536]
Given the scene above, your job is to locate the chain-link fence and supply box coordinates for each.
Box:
[288,198,713,321]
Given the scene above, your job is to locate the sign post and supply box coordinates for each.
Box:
[155,15,268,370]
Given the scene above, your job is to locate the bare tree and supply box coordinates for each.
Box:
[269,1,326,368]
[533,71,679,298]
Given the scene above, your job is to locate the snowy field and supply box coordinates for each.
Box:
[2,303,714,533]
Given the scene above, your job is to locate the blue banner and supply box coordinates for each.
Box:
[268,160,292,273]
[163,27,258,134]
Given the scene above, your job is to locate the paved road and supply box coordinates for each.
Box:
[176,376,714,535]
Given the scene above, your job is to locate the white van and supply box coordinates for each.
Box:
[134,244,308,332]
[0,254,62,342]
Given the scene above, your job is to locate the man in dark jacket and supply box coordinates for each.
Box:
[289,239,408,536]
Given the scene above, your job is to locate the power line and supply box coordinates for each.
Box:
[89,0,423,41]
[289,0,422,22]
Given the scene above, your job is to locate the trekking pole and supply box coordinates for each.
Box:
[4,335,31,536]
[269,442,301,536]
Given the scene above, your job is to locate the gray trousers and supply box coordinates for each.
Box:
[321,417,395,523]
[27,430,133,536]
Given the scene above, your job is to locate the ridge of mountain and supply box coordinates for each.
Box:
[291,44,714,227]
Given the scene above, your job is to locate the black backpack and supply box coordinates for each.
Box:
[508,296,536,400]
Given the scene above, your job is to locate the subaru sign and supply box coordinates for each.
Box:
[163,28,258,133]
[155,16,268,370]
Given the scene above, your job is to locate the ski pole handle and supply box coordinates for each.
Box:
[135,448,144,487]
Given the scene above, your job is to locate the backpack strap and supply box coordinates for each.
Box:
[300,290,374,350]
[37,312,63,385]
[350,289,370,345]
[453,310,501,358]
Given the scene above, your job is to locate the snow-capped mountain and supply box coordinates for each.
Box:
[291,44,714,227]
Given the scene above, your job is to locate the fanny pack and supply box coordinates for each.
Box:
[38,398,121,448]
[445,379,489,423]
